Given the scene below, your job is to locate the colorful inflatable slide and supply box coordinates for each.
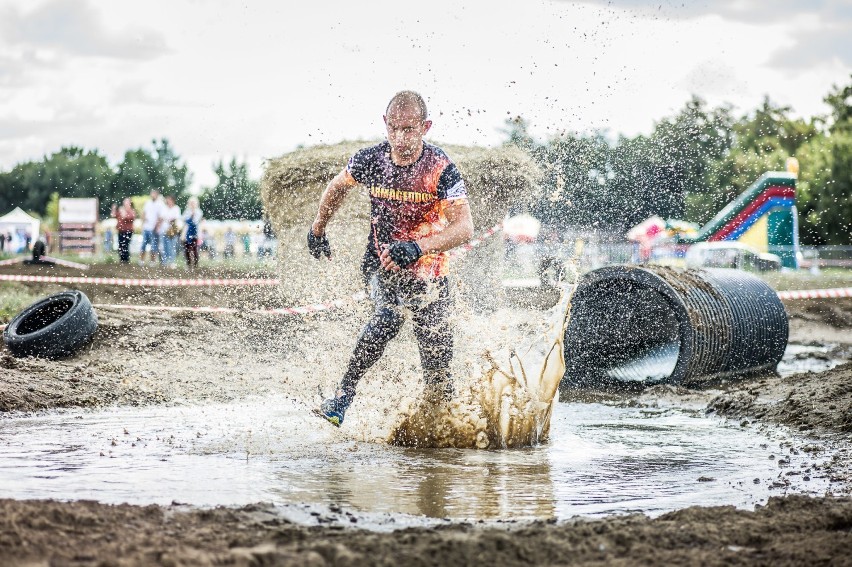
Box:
[676,171,799,268]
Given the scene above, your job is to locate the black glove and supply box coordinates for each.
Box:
[388,240,422,268]
[307,229,331,259]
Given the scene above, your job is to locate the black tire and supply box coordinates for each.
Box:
[3,291,98,359]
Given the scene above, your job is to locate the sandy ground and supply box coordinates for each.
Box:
[1,261,851,566]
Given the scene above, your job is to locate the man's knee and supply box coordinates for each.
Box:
[360,306,404,345]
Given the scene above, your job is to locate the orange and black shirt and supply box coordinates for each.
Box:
[347,141,467,279]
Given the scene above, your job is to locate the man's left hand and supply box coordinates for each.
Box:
[381,240,422,270]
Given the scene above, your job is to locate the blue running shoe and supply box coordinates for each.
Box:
[319,397,346,427]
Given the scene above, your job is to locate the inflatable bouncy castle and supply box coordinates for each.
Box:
[676,169,799,269]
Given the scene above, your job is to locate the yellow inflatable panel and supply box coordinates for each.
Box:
[736,214,768,252]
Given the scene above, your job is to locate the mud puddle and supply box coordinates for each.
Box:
[777,342,849,376]
[0,397,834,528]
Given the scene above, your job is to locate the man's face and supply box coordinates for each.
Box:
[123,198,131,208]
[166,196,175,206]
[150,190,159,200]
[384,103,431,159]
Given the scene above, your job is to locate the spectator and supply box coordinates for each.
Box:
[0,231,5,253]
[203,229,217,259]
[183,196,203,268]
[140,189,165,265]
[223,227,236,259]
[258,220,275,259]
[241,229,251,256]
[160,194,182,268]
[111,199,136,264]
[104,226,114,253]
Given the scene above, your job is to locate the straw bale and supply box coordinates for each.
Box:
[259,140,542,304]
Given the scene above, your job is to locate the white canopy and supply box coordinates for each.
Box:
[0,207,41,242]
[503,213,541,244]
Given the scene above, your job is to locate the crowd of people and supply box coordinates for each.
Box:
[0,230,32,254]
[109,189,275,267]
[110,189,207,268]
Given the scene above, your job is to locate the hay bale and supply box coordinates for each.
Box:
[260,140,542,304]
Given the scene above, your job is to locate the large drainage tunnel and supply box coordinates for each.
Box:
[562,266,789,388]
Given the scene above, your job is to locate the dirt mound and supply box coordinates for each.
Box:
[708,362,852,434]
[2,495,851,566]
[785,298,852,329]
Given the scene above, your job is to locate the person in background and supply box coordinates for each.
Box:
[241,228,252,257]
[223,227,236,259]
[160,194,182,268]
[104,225,114,253]
[199,227,216,259]
[183,196,203,268]
[140,189,165,265]
[111,198,136,264]
[0,231,5,253]
[258,220,275,259]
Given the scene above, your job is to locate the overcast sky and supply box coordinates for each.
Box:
[1,0,850,192]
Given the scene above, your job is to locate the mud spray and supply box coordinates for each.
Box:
[389,277,575,449]
[260,141,578,449]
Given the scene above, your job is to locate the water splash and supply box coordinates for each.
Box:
[389,277,576,449]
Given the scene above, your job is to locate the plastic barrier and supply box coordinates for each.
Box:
[563,266,789,387]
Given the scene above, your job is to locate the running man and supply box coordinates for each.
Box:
[308,90,474,426]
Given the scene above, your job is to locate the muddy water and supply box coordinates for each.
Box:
[0,396,832,526]
[390,286,573,449]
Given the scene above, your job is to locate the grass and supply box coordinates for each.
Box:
[0,282,41,324]
[757,268,852,291]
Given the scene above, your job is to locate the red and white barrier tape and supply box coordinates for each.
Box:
[95,291,369,317]
[85,286,852,319]
[0,274,281,286]
[3,287,850,331]
[0,225,504,287]
[777,287,852,300]
[451,223,502,256]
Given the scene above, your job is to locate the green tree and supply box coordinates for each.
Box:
[44,192,61,231]
[110,139,192,214]
[796,78,852,244]
[198,158,262,220]
[691,98,818,225]
[0,147,113,216]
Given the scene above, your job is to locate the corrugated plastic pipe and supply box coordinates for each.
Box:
[562,266,788,388]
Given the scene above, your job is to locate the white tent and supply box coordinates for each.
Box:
[0,207,41,252]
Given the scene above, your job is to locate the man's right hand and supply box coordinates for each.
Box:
[307,229,332,259]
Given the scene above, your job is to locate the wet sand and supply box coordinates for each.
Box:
[1,262,851,565]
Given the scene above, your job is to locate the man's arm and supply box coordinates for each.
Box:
[417,199,473,254]
[311,169,359,236]
[380,199,473,271]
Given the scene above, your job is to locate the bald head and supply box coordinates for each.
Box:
[386,90,428,121]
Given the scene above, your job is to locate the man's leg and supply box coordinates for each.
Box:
[411,277,455,400]
[321,273,404,425]
[337,275,405,407]
[139,231,150,263]
[151,233,160,264]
